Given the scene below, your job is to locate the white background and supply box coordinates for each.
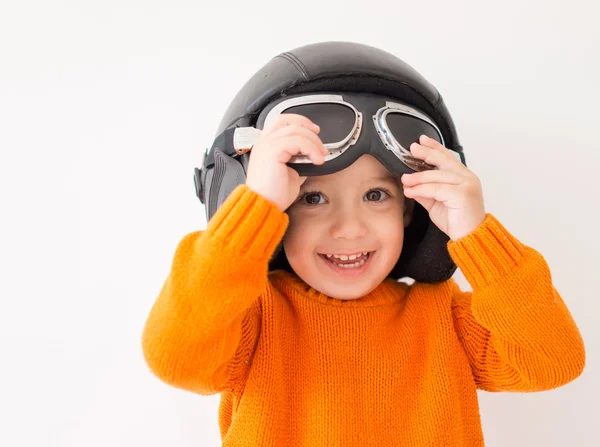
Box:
[1,0,599,445]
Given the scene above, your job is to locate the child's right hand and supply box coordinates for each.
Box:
[245,114,328,212]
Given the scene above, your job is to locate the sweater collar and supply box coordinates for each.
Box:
[269,270,410,308]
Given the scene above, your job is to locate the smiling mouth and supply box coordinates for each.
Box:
[318,251,375,268]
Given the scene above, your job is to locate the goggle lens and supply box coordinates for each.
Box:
[282,103,356,146]
[384,112,442,148]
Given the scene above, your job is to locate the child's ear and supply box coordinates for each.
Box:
[403,197,415,227]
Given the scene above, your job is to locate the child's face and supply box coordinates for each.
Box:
[283,155,413,300]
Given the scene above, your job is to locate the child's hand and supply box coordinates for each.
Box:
[401,135,486,241]
[245,114,327,212]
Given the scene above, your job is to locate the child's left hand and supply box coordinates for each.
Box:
[401,135,486,241]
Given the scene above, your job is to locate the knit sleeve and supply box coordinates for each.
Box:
[447,214,586,392]
[141,185,288,395]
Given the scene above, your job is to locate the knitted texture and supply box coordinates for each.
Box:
[142,185,585,446]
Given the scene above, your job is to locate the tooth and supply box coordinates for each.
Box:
[348,254,357,261]
[339,255,348,260]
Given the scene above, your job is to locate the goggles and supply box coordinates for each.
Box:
[229,92,463,176]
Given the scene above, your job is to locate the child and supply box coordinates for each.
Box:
[142,42,585,446]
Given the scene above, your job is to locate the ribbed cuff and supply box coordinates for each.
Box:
[204,184,289,261]
[447,214,527,289]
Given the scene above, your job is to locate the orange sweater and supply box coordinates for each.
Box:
[142,184,585,446]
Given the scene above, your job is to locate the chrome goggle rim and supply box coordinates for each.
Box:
[373,101,445,171]
[263,94,362,164]
[233,94,458,169]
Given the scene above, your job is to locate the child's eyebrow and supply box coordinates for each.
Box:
[361,175,402,187]
[303,175,401,188]
[371,175,399,184]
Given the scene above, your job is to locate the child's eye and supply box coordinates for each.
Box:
[365,188,390,202]
[301,192,326,205]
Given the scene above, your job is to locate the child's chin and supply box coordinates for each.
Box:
[318,280,378,301]
[331,293,365,301]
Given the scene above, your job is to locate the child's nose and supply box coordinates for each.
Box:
[329,209,368,240]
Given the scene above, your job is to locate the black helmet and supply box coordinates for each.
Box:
[194,41,466,283]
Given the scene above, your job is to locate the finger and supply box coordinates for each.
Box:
[418,135,468,170]
[265,113,320,134]
[409,143,463,171]
[275,135,326,165]
[403,183,456,203]
[272,124,328,155]
[419,134,448,151]
[401,169,464,187]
